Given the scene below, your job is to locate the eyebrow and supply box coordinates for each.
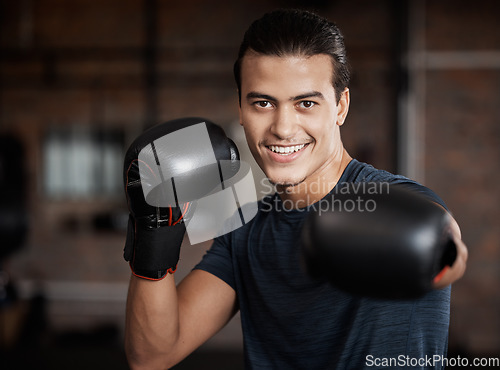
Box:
[246,92,276,102]
[293,91,325,101]
[245,91,325,102]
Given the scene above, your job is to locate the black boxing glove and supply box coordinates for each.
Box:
[301,183,457,299]
[123,117,239,280]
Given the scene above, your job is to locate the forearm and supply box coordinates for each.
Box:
[433,215,468,289]
[125,274,179,369]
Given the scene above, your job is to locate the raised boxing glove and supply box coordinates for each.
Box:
[301,183,457,299]
[123,117,239,280]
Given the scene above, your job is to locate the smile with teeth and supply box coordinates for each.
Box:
[268,144,306,155]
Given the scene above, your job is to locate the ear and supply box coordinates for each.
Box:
[336,88,350,126]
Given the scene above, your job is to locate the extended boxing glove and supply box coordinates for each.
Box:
[123,117,239,280]
[301,183,457,299]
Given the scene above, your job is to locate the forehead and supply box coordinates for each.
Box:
[239,53,335,97]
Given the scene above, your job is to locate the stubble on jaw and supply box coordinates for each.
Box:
[270,177,307,194]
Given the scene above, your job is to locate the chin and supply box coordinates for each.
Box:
[267,174,306,188]
[262,163,308,187]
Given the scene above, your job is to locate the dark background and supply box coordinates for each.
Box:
[0,0,499,368]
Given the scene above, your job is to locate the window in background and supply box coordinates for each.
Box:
[43,125,124,199]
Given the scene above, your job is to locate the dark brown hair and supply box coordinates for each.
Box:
[234,9,350,104]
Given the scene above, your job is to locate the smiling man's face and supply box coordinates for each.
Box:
[238,52,350,193]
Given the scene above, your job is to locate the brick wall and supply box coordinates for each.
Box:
[424,0,500,355]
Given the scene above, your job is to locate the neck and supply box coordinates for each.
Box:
[277,148,352,209]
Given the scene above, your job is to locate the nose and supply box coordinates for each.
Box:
[270,106,298,140]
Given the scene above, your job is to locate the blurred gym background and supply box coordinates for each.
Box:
[0,0,498,369]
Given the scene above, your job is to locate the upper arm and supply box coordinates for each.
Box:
[170,269,238,365]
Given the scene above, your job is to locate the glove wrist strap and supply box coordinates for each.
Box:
[124,215,185,280]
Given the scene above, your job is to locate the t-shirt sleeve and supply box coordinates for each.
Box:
[393,181,448,210]
[193,233,236,291]
[358,164,448,210]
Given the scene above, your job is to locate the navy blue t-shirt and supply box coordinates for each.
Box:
[195,159,451,369]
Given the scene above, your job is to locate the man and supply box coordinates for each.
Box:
[124,9,467,369]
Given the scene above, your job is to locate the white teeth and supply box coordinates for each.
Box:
[269,144,306,155]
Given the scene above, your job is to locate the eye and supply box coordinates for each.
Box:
[297,101,316,109]
[253,101,273,109]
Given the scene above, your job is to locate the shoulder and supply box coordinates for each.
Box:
[342,159,412,184]
[341,159,447,209]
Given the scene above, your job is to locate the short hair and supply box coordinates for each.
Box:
[234,9,350,104]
